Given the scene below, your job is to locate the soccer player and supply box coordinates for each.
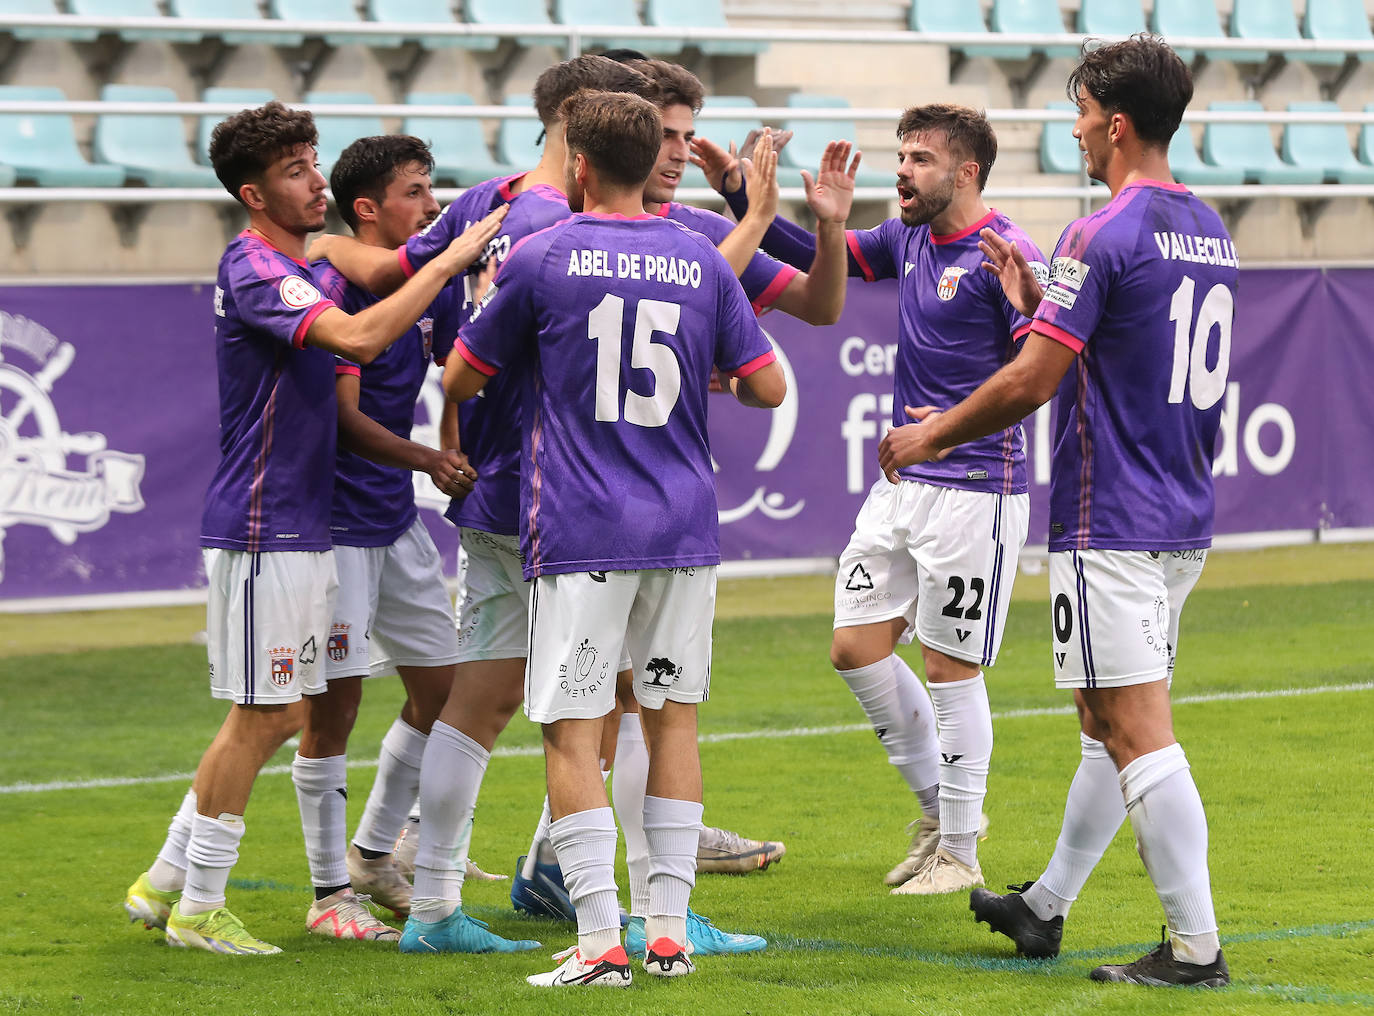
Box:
[879,36,1233,987]
[698,104,1046,895]
[445,87,786,988]
[120,101,504,955]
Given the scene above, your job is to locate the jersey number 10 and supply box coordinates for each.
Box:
[588,294,683,428]
[1166,276,1233,411]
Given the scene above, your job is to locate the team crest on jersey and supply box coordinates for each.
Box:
[418,317,433,360]
[269,646,296,687]
[936,266,968,302]
[327,623,350,663]
[279,276,321,309]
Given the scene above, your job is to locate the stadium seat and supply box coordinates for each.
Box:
[1360,104,1374,167]
[1231,0,1344,66]
[1201,100,1325,184]
[94,85,219,187]
[0,85,125,186]
[1303,0,1374,61]
[496,95,545,171]
[1280,102,1374,184]
[367,0,479,49]
[170,0,304,46]
[403,92,509,187]
[1169,127,1245,186]
[643,0,765,56]
[779,94,893,189]
[1077,0,1146,38]
[464,0,555,49]
[0,0,99,42]
[68,0,202,42]
[554,0,669,54]
[1038,102,1085,175]
[197,87,275,167]
[1150,0,1227,64]
[909,0,1031,61]
[0,162,15,186]
[989,0,1078,59]
[303,91,385,177]
[270,0,401,48]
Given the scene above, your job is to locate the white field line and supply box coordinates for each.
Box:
[3,681,1370,796]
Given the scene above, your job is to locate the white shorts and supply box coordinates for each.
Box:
[204,548,336,705]
[326,518,461,680]
[1050,548,1207,689]
[834,479,1029,667]
[525,567,716,723]
[455,528,531,663]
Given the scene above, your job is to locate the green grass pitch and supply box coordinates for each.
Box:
[1,544,1372,1014]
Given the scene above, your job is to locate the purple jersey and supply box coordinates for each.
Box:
[410,175,571,537]
[316,261,458,547]
[1032,180,1238,552]
[454,212,777,579]
[654,202,799,313]
[848,210,1046,495]
[201,230,338,552]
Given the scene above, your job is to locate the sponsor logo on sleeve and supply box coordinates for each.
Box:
[279,275,322,309]
[1043,286,1078,310]
[1050,257,1090,290]
[1029,260,1050,288]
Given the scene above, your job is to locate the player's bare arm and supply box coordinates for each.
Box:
[715,130,779,276]
[306,207,507,364]
[438,399,461,453]
[336,372,476,499]
[729,359,786,408]
[308,234,407,296]
[441,353,491,404]
[770,140,859,326]
[878,331,1076,481]
[979,227,1045,318]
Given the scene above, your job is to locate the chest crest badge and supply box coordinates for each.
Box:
[936,266,968,302]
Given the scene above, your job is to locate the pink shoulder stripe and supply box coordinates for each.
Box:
[731,350,777,378]
[293,300,336,349]
[453,335,498,377]
[847,230,876,282]
[750,266,798,315]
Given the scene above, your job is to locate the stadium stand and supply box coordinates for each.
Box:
[0,85,125,186]
[988,0,1078,59]
[909,0,1030,62]
[680,94,759,190]
[365,0,473,49]
[1037,101,1090,177]
[463,0,555,50]
[269,0,401,48]
[1202,100,1326,184]
[644,0,766,55]
[169,0,304,47]
[93,85,220,187]
[1149,0,1227,64]
[304,90,386,175]
[0,0,99,41]
[402,92,509,186]
[779,94,896,189]
[1076,0,1145,39]
[554,0,663,54]
[1362,104,1374,166]
[1232,0,1345,66]
[1169,126,1246,186]
[1304,0,1374,53]
[67,0,201,43]
[1282,100,1374,183]
[496,94,543,170]
[196,87,276,167]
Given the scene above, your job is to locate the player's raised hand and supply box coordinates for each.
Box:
[741,129,779,222]
[427,448,477,499]
[979,228,1044,318]
[689,134,743,193]
[741,127,793,160]
[436,204,508,277]
[802,141,859,225]
[877,405,948,482]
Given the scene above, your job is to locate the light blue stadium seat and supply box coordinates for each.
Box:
[403,92,510,186]
[1281,101,1374,184]
[1077,0,1145,38]
[367,0,478,49]
[643,0,765,56]
[989,0,1078,59]
[197,87,276,167]
[1038,101,1083,175]
[0,0,99,42]
[554,0,669,54]
[271,0,400,47]
[0,85,125,186]
[1232,0,1343,66]
[1360,104,1374,167]
[170,0,304,46]
[303,91,385,176]
[0,163,15,186]
[1169,126,1244,185]
[496,94,544,170]
[779,94,892,189]
[910,0,1031,61]
[1303,0,1374,62]
[1201,100,1324,184]
[94,85,219,187]
[1150,0,1227,63]
[682,94,759,190]
[69,0,202,42]
[465,0,554,49]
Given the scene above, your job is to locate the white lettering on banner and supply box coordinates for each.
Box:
[1212,382,1296,477]
[0,313,146,584]
[841,392,895,494]
[717,332,806,524]
[839,336,898,378]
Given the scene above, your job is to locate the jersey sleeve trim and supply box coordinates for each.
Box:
[452,335,498,376]
[750,265,799,315]
[293,300,337,349]
[397,245,416,279]
[1032,320,1085,353]
[846,230,876,282]
[334,362,361,377]
[729,349,777,378]
[1012,322,1033,341]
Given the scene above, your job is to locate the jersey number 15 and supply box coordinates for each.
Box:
[588,294,683,428]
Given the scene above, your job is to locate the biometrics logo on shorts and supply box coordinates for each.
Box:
[558,638,610,700]
[845,563,874,592]
[1140,596,1170,661]
[269,646,296,687]
[327,623,350,663]
[644,656,681,688]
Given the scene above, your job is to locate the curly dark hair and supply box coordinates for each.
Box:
[627,58,705,114]
[896,104,998,191]
[209,100,317,203]
[1067,34,1193,147]
[561,90,662,188]
[330,135,435,231]
[532,54,654,127]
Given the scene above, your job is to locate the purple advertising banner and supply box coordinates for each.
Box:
[1,269,1370,603]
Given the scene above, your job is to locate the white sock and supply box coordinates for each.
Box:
[181,812,245,914]
[837,654,941,812]
[352,718,427,855]
[1023,733,1125,922]
[611,712,651,918]
[149,788,197,892]
[412,721,488,920]
[643,795,702,947]
[1121,743,1220,964]
[520,798,554,880]
[928,673,993,868]
[291,753,349,890]
[550,807,621,955]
